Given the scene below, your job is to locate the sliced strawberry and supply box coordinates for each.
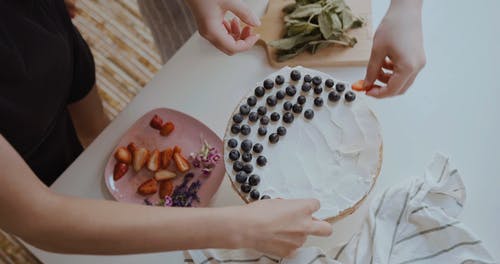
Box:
[113,162,129,181]
[154,169,176,181]
[137,178,158,196]
[150,114,164,130]
[173,145,182,154]
[127,142,137,153]
[173,152,190,173]
[351,80,366,91]
[160,148,174,169]
[351,80,381,92]
[114,147,132,164]
[160,122,175,136]
[133,147,149,172]
[147,149,160,172]
[158,179,174,198]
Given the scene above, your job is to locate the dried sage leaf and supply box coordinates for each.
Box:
[271,0,364,61]
[269,33,322,50]
[288,3,323,19]
[318,11,334,39]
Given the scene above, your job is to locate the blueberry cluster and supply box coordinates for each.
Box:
[227,69,357,201]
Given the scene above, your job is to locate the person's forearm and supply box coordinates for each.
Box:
[390,0,423,13]
[0,135,242,254]
[26,196,242,254]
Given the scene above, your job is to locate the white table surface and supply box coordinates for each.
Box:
[25,0,500,262]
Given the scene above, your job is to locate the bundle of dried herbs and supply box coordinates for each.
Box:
[269,0,364,62]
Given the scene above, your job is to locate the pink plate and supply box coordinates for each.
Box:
[104,108,225,207]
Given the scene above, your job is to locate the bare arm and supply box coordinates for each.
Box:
[0,135,331,256]
[68,85,110,148]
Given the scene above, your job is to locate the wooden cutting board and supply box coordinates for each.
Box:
[255,0,373,68]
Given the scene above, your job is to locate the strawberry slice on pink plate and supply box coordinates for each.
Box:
[104,108,225,207]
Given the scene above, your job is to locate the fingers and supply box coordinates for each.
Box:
[397,72,418,95]
[298,198,320,214]
[366,72,410,98]
[363,48,385,90]
[377,69,391,84]
[240,26,251,40]
[205,21,259,55]
[221,0,261,27]
[383,57,394,70]
[308,220,332,236]
[223,20,231,34]
[230,18,241,40]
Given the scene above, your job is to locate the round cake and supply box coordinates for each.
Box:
[223,66,382,221]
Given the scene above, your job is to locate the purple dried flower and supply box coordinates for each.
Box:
[144,199,153,206]
[163,196,173,207]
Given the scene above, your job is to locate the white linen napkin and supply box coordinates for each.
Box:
[185,154,496,264]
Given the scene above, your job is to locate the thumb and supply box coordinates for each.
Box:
[221,0,261,27]
[364,48,385,89]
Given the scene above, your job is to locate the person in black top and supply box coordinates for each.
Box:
[0,0,334,257]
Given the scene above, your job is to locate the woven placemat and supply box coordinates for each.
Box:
[0,0,161,262]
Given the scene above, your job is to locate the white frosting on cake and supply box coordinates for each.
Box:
[224,66,382,220]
